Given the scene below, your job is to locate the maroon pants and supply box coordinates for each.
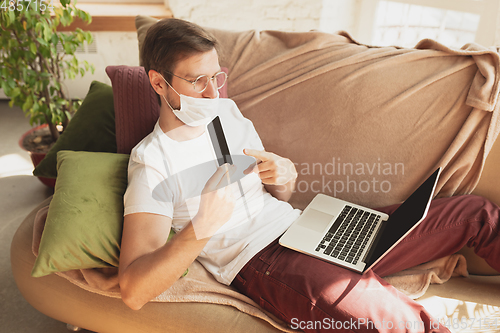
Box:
[231,195,500,333]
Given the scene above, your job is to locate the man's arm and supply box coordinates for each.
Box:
[118,213,210,310]
[119,164,236,310]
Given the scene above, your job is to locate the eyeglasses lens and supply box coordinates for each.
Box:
[215,72,227,89]
[194,72,227,93]
[194,77,207,93]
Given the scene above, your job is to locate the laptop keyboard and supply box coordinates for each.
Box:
[315,206,381,265]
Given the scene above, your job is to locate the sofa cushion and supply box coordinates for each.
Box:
[31,151,129,277]
[31,150,188,278]
[33,81,116,179]
[105,65,159,154]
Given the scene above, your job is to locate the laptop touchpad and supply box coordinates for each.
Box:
[298,208,333,233]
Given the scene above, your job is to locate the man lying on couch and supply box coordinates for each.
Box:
[118,18,500,333]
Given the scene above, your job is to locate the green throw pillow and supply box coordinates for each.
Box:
[33,81,117,179]
[32,150,188,278]
[32,151,129,277]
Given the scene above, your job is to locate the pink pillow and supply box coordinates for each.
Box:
[106,65,229,154]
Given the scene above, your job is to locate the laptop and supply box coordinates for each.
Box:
[279,167,441,274]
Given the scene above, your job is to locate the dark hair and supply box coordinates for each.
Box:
[141,18,220,105]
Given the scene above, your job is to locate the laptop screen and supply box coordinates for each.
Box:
[364,168,441,268]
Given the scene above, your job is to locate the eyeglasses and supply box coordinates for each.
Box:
[165,71,228,93]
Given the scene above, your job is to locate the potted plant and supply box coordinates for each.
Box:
[0,0,94,186]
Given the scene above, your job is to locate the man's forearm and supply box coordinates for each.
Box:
[119,222,209,310]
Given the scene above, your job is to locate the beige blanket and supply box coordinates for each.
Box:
[202,27,500,210]
[33,204,469,333]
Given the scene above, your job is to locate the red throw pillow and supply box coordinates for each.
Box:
[106,65,229,154]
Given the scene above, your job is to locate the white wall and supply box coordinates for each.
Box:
[167,0,323,32]
[320,0,360,36]
[497,3,500,45]
[63,32,140,99]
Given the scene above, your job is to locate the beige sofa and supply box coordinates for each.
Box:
[11,16,500,332]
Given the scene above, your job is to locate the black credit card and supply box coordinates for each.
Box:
[207,116,233,166]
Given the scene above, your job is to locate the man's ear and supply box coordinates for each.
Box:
[148,70,168,97]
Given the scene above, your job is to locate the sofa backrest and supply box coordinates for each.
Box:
[131,16,500,211]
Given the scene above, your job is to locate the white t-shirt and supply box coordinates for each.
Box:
[124,98,301,285]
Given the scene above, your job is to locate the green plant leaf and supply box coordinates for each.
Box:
[29,42,37,54]
[22,95,33,112]
[36,37,48,47]
[64,110,72,121]
[85,31,92,43]
[60,14,67,26]
[2,0,94,134]
[86,12,92,24]
[51,33,58,46]
[76,32,83,43]
[32,100,39,112]
[62,9,72,26]
[34,22,42,34]
[8,9,15,24]
[11,87,21,97]
[2,12,10,28]
[7,77,16,89]
[1,80,9,95]
[63,42,74,54]
[43,25,52,42]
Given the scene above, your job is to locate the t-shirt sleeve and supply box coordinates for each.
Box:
[123,154,175,218]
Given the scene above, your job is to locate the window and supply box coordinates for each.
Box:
[325,0,500,48]
[372,1,480,48]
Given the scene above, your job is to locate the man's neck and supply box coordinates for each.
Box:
[158,105,206,142]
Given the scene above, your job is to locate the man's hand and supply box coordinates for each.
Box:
[192,163,237,239]
[243,148,297,202]
[243,148,298,185]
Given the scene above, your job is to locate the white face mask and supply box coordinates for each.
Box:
[161,75,219,127]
